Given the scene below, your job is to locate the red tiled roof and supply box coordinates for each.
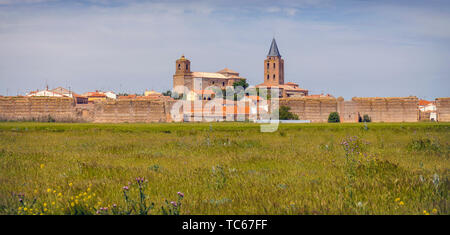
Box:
[419,100,431,106]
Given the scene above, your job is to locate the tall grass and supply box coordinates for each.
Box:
[0,122,448,215]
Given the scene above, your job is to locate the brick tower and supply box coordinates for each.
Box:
[264,38,284,85]
[173,55,192,92]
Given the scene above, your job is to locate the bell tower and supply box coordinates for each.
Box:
[173,55,192,92]
[264,38,284,85]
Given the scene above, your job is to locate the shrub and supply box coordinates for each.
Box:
[328,112,340,123]
[279,106,299,120]
[362,114,371,122]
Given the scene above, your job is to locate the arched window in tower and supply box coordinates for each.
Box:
[273,74,275,80]
[222,82,225,87]
[186,64,188,70]
[273,63,276,69]
[267,74,269,80]
[267,63,269,69]
[178,64,181,70]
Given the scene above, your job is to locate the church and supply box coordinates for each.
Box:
[172,38,308,98]
[255,38,308,98]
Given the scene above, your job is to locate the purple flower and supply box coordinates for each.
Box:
[177,192,184,198]
[122,186,129,191]
[170,201,177,207]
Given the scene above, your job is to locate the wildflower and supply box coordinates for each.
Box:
[432,208,437,214]
[57,193,62,197]
[399,201,404,206]
[75,199,79,204]
[34,189,38,194]
[40,164,45,169]
[394,198,400,202]
[88,195,92,199]
[69,183,73,187]
[43,203,47,207]
[122,186,129,191]
[51,202,55,205]
[47,188,51,193]
[87,188,91,192]
[83,192,87,196]
[177,192,184,198]
[71,202,75,207]
[24,207,28,211]
[93,193,96,197]
[18,207,22,211]
[170,201,177,207]
[44,208,48,212]
[53,190,56,194]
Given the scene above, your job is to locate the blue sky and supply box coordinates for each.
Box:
[0,0,449,100]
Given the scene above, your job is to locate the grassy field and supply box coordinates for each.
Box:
[0,122,448,215]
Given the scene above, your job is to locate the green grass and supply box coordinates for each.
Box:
[0,122,448,215]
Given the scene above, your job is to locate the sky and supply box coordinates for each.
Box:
[0,0,449,100]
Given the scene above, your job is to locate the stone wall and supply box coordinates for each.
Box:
[279,97,337,123]
[436,97,450,122]
[281,96,419,123]
[0,97,79,122]
[90,99,174,123]
[348,97,419,122]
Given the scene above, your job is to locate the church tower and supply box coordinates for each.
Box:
[173,55,192,92]
[264,38,284,85]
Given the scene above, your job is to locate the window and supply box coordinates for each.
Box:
[273,74,275,80]
[267,63,269,69]
[267,75,269,80]
[222,82,225,86]
[273,63,276,69]
[178,64,181,70]
[186,64,188,70]
[212,81,215,85]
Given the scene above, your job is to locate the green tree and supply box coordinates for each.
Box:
[232,79,249,89]
[328,112,340,123]
[278,106,299,120]
[362,114,371,122]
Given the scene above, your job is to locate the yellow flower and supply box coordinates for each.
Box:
[57,193,62,197]
[399,201,404,206]
[53,190,56,194]
[34,189,38,194]
[51,202,55,205]
[43,203,47,207]
[71,202,75,207]
[40,213,44,215]
[394,198,400,202]
[44,208,48,212]
[432,208,437,214]
[83,192,87,196]
[69,183,73,187]
[40,164,45,169]
[87,195,91,199]
[93,193,96,197]
[423,210,427,214]
[24,207,28,211]
[18,207,22,211]
[87,188,91,192]
[75,199,79,204]
[47,188,51,193]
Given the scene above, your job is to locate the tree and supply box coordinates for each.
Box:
[232,79,249,89]
[328,112,340,123]
[162,90,172,97]
[362,114,371,122]
[278,106,299,120]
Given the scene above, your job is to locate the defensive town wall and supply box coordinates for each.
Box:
[0,96,449,123]
[0,97,174,123]
[280,96,420,123]
[436,98,450,122]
